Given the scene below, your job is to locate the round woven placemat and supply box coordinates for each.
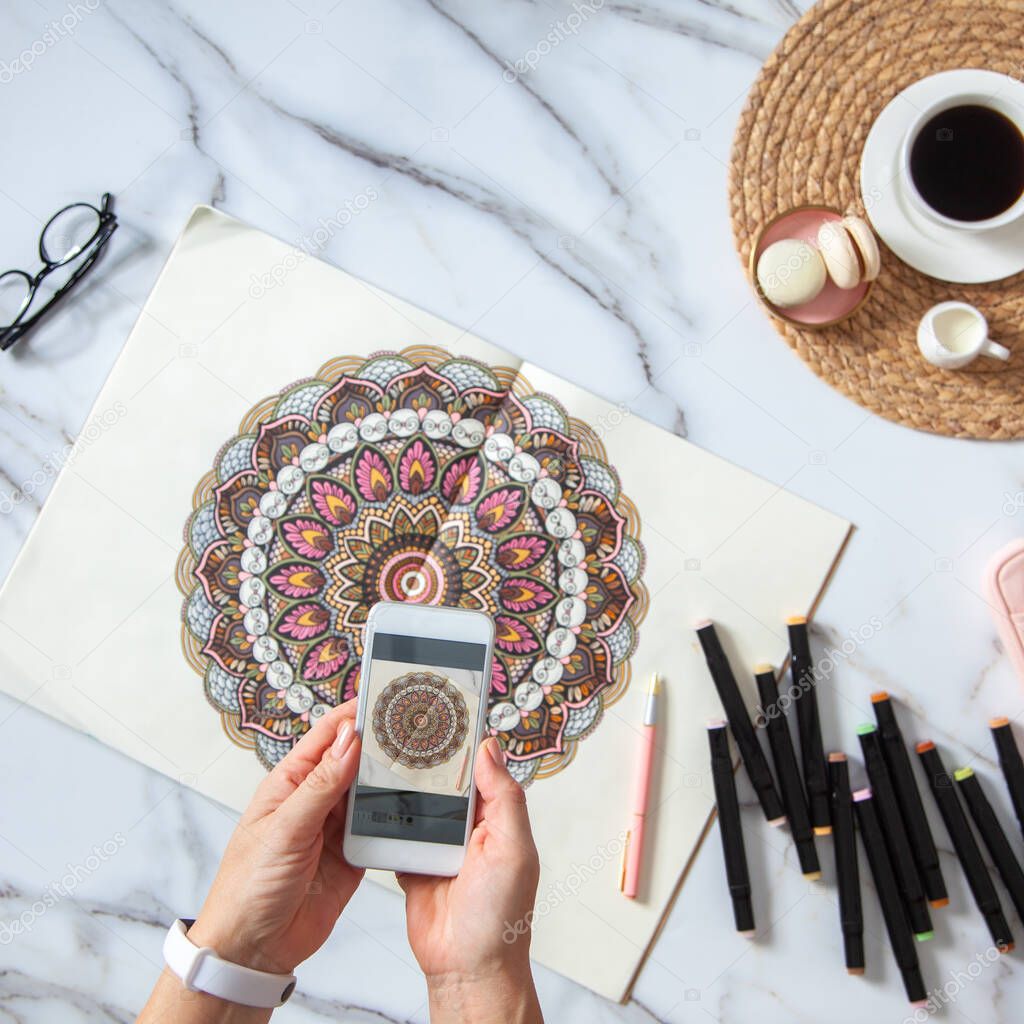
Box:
[729,0,1024,440]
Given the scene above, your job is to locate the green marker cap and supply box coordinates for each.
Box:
[855,723,877,736]
[954,767,975,782]
[915,931,935,943]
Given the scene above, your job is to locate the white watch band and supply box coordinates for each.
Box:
[163,919,296,1008]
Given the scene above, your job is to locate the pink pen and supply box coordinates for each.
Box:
[621,673,660,899]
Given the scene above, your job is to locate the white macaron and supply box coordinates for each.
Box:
[842,215,881,282]
[756,239,827,308]
[816,219,861,290]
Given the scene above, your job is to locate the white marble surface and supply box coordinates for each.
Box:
[1,1,1023,1021]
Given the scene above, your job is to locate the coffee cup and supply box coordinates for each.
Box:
[901,90,1024,232]
[916,301,1010,370]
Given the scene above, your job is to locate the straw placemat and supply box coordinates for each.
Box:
[729,0,1024,440]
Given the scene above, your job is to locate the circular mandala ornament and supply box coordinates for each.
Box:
[178,346,649,779]
[372,672,470,769]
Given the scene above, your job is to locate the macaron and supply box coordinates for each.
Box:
[816,220,861,289]
[815,215,882,290]
[756,238,827,308]
[842,215,881,281]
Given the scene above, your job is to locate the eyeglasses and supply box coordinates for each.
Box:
[0,193,118,352]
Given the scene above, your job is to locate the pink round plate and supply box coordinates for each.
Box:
[750,206,871,328]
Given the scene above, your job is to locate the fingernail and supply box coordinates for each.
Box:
[488,737,506,768]
[331,721,354,760]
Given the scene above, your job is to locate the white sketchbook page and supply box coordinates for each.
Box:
[0,207,850,1002]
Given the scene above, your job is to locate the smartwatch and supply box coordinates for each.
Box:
[162,919,296,1008]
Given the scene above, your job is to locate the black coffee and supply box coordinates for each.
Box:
[909,104,1024,221]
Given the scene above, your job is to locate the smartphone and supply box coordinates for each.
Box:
[342,602,493,876]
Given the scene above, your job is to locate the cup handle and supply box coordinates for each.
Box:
[982,338,1011,361]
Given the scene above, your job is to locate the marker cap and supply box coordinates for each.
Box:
[732,892,755,934]
[844,934,865,973]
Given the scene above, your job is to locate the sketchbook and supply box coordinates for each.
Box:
[0,207,850,1002]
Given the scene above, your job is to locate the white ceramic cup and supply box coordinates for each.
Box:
[917,301,1010,369]
[901,91,1024,232]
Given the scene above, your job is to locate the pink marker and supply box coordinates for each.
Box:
[621,673,661,899]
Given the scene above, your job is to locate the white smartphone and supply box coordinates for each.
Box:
[342,602,493,876]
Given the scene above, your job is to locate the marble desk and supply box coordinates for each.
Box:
[1,1,1022,1021]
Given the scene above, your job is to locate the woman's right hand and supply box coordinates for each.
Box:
[397,737,543,1024]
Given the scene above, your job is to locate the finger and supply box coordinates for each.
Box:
[270,719,361,845]
[395,870,440,911]
[473,737,535,856]
[247,700,358,818]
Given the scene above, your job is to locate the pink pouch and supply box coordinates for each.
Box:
[985,538,1024,687]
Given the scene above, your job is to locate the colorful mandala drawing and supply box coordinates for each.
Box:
[177,346,648,786]
[372,672,470,770]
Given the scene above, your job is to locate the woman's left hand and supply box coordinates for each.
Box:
[187,700,363,975]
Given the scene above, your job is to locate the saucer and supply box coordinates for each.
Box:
[749,206,871,328]
[860,69,1024,284]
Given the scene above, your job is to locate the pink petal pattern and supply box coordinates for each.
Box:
[311,479,356,526]
[496,534,551,571]
[476,487,524,533]
[282,519,333,560]
[268,562,325,598]
[398,440,436,495]
[341,662,361,702]
[489,655,509,695]
[441,454,482,505]
[499,577,555,613]
[301,636,348,680]
[354,448,393,502]
[278,603,330,641]
[494,615,541,656]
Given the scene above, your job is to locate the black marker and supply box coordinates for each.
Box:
[955,766,1024,923]
[828,753,864,974]
[990,717,1024,840]
[755,665,820,878]
[853,789,928,1008]
[696,620,785,826]
[708,720,755,936]
[787,617,830,835]
[857,724,933,939]
[916,742,1013,952]
[871,692,947,907]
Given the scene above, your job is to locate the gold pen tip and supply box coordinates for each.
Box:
[648,673,661,695]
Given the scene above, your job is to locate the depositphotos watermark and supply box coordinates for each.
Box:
[0,0,101,84]
[248,188,379,298]
[502,831,627,944]
[502,0,605,83]
[0,832,126,944]
[902,944,1004,1022]
[0,401,127,515]
[1002,490,1024,516]
[754,617,884,726]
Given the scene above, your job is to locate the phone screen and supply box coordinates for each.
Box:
[351,632,487,847]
